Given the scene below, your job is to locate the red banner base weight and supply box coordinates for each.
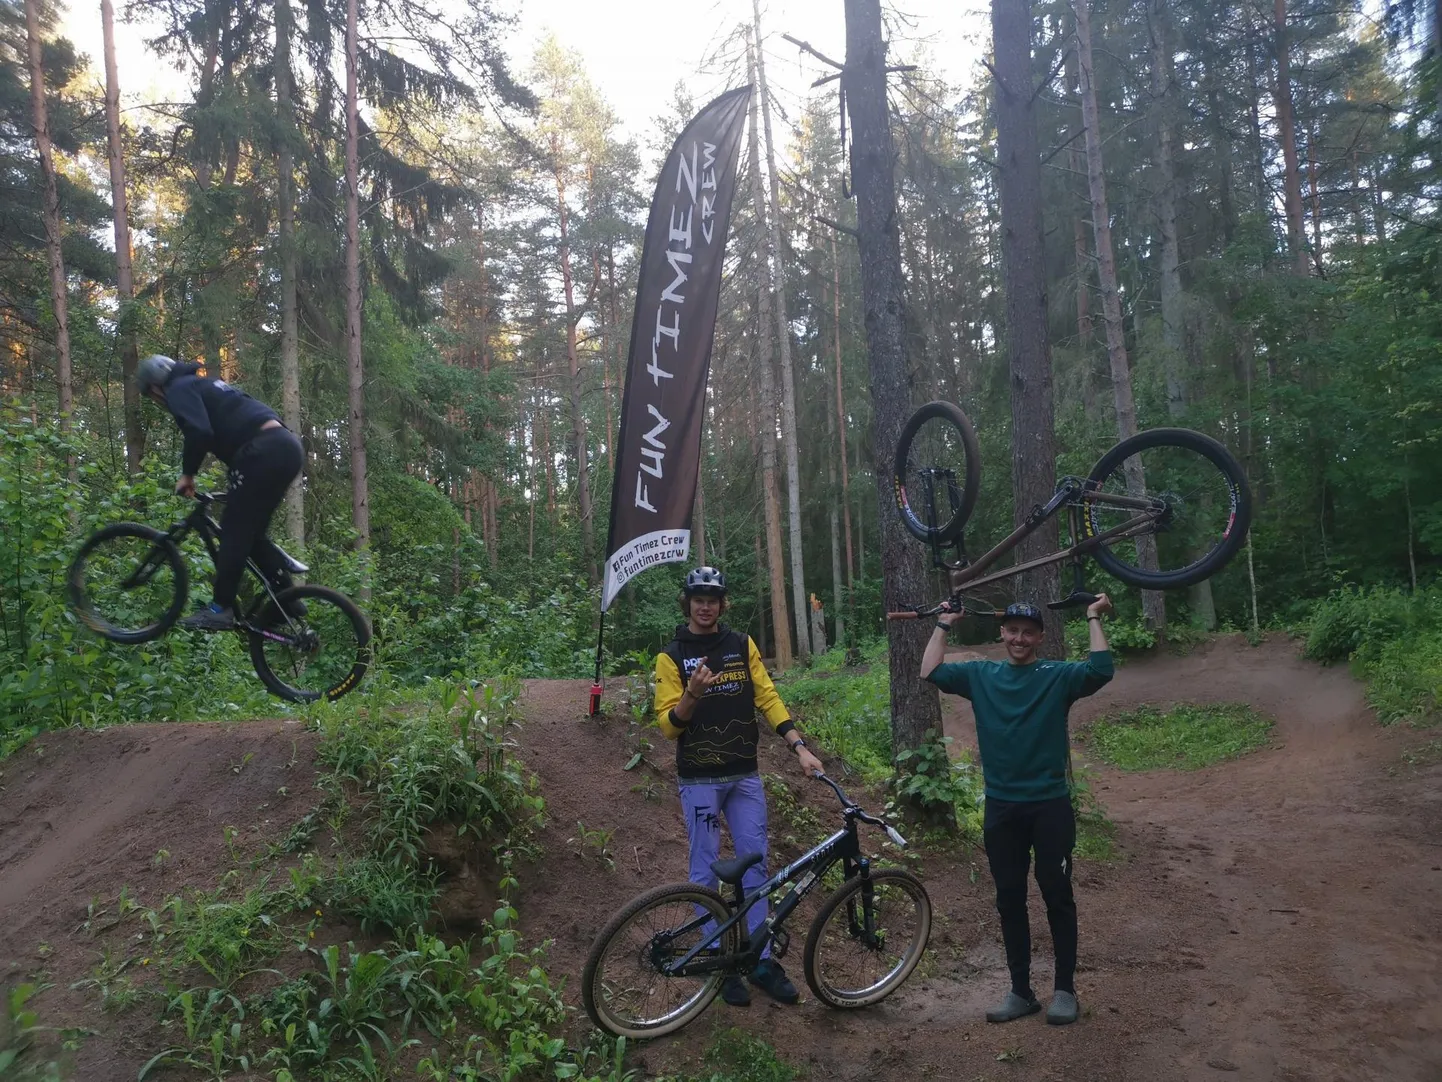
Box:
[588,683,604,717]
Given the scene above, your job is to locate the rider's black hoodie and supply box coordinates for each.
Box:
[162,362,280,476]
[654,623,796,779]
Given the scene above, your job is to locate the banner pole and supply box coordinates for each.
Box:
[588,610,606,717]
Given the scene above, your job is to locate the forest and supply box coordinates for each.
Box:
[1,0,1440,740]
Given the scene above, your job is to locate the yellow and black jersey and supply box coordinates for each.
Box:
[654,624,795,779]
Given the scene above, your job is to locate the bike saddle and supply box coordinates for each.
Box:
[1048,590,1099,611]
[711,852,764,885]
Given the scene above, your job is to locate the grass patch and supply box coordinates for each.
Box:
[1400,739,1442,770]
[656,1028,801,1082]
[1081,702,1272,771]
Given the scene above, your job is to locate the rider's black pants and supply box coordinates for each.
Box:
[983,794,1077,997]
[213,426,304,610]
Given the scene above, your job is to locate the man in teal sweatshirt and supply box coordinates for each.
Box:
[922,594,1114,1027]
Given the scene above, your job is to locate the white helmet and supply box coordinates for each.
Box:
[136,353,176,394]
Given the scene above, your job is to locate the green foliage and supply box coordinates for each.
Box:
[893,730,984,840]
[1069,760,1117,862]
[0,415,278,750]
[1304,586,1442,725]
[1082,703,1273,771]
[0,985,65,1082]
[776,639,895,781]
[653,1028,800,1082]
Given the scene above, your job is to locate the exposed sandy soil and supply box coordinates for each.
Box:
[1,635,1438,1081]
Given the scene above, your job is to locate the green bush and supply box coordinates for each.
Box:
[1303,585,1442,725]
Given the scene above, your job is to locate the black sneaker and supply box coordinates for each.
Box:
[749,959,800,1004]
[721,975,751,1006]
[178,605,236,632]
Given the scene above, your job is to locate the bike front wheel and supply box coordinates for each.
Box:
[67,524,188,644]
[582,882,740,1039]
[803,867,932,1009]
[247,585,371,702]
[893,401,981,545]
[1084,428,1252,590]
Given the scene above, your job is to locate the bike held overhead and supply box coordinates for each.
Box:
[136,353,304,633]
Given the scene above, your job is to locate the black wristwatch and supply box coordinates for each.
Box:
[935,621,950,632]
[792,738,807,753]
[1088,615,1103,623]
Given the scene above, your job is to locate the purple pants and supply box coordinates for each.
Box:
[679,774,771,959]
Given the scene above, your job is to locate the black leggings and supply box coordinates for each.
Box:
[213,427,304,609]
[983,795,1077,997]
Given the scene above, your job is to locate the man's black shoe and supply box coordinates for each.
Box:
[749,959,800,1004]
[721,975,751,1006]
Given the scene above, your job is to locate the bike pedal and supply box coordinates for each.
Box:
[1047,590,1099,611]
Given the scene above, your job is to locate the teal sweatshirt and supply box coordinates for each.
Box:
[925,652,1114,802]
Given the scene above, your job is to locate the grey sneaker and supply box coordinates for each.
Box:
[1046,990,1079,1025]
[986,990,1041,1023]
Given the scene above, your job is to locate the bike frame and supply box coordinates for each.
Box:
[921,472,1165,594]
[661,788,887,978]
[141,494,301,643]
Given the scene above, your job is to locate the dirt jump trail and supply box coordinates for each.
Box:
[0,636,1437,1081]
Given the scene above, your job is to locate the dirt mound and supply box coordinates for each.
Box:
[2,637,1439,1081]
[0,719,318,1079]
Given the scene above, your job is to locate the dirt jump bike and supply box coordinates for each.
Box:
[888,401,1253,621]
[66,491,371,703]
[581,773,931,1039]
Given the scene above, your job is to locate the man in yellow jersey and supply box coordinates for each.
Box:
[654,566,824,1007]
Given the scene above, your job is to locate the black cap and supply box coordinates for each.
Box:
[1002,601,1044,628]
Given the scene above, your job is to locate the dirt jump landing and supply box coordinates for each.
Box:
[0,637,1437,1082]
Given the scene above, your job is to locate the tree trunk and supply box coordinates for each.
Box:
[604,247,620,470]
[1307,118,1323,270]
[1148,0,1185,417]
[274,0,304,548]
[1065,19,1101,423]
[344,0,369,583]
[827,386,845,649]
[1272,0,1309,276]
[751,9,810,660]
[1076,0,1165,632]
[102,0,143,473]
[1150,0,1214,628]
[694,465,707,565]
[753,523,768,658]
[553,145,596,584]
[25,0,72,453]
[992,0,1065,656]
[748,41,793,671]
[830,231,856,635]
[842,0,946,774]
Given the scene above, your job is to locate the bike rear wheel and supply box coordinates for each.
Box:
[803,868,931,1008]
[247,585,371,702]
[67,524,188,644]
[893,401,981,545]
[582,882,739,1039]
[1085,428,1252,590]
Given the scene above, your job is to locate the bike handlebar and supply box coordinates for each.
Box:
[812,773,905,845]
[886,600,1005,621]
